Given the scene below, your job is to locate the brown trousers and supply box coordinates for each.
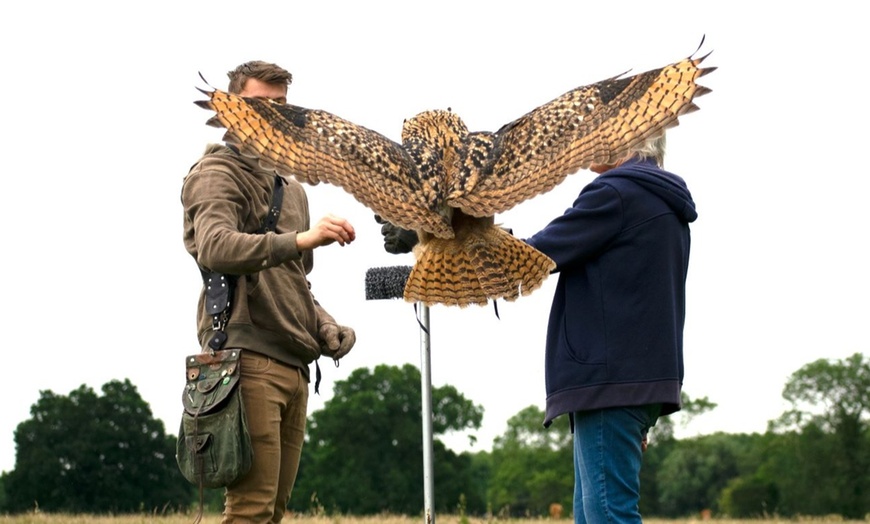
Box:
[222,351,308,523]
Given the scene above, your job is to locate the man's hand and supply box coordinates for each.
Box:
[318,322,356,360]
[297,214,355,250]
[374,214,418,254]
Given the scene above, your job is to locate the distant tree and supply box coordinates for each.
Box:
[487,405,572,517]
[774,352,869,432]
[754,424,848,516]
[767,352,870,518]
[465,450,492,514]
[648,391,717,442]
[289,364,484,515]
[640,392,716,516]
[0,472,6,511]
[718,474,779,518]
[3,379,191,513]
[654,432,759,516]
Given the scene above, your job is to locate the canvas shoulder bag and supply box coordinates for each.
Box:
[176,348,251,488]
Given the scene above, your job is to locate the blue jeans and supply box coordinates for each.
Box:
[573,405,659,524]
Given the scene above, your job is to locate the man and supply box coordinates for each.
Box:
[525,132,696,523]
[182,60,357,523]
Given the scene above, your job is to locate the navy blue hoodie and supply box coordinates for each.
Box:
[525,157,697,426]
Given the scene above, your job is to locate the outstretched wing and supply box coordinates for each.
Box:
[195,88,453,237]
[449,42,716,217]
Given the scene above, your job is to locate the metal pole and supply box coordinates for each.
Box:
[419,302,435,524]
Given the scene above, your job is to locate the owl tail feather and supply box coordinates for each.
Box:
[403,225,556,307]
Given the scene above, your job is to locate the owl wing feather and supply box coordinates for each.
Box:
[195,89,454,237]
[448,44,716,217]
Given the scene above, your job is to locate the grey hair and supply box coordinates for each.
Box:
[632,132,667,168]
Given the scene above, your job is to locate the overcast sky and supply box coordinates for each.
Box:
[1,2,867,474]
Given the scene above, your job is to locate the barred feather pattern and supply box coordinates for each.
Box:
[448,49,715,217]
[405,215,556,307]
[194,40,714,306]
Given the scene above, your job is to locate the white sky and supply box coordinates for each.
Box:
[1,2,867,474]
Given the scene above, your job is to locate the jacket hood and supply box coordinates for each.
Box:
[600,157,697,223]
[202,142,234,157]
[199,143,266,174]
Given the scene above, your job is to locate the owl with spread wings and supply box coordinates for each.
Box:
[195,42,715,307]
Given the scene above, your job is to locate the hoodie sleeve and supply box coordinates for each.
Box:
[182,165,303,275]
[525,180,623,272]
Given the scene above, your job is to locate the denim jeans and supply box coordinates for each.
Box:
[223,351,309,524]
[573,405,659,524]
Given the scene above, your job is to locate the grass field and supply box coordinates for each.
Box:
[1,514,868,524]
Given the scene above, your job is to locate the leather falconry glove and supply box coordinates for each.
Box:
[316,305,356,360]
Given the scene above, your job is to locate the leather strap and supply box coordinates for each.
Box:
[200,175,284,351]
[258,175,284,234]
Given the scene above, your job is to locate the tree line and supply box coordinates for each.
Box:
[1,353,868,518]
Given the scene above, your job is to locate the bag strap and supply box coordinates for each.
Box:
[258,174,284,234]
[201,175,284,351]
[201,271,236,351]
[188,176,284,524]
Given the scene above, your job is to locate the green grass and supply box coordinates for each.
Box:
[1,514,868,524]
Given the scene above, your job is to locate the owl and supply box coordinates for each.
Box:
[195,42,715,307]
